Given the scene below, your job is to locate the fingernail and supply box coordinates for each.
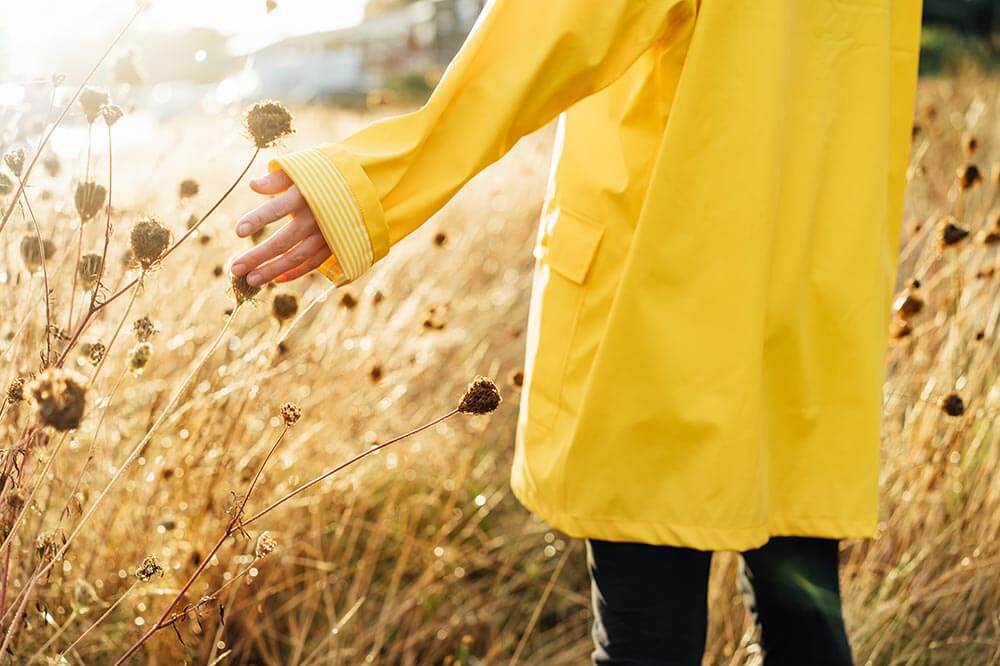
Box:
[231,263,245,275]
[237,222,250,236]
[247,273,261,286]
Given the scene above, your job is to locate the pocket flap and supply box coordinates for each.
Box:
[543,209,605,285]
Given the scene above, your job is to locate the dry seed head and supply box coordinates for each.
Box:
[130,216,172,269]
[28,368,87,431]
[266,0,278,12]
[135,555,164,581]
[101,104,124,126]
[940,393,965,418]
[280,402,301,426]
[6,376,26,404]
[128,342,153,374]
[3,147,25,178]
[133,315,157,342]
[74,181,106,222]
[0,172,13,196]
[271,292,299,323]
[77,253,103,291]
[178,178,200,199]
[85,341,106,366]
[79,87,109,124]
[243,100,294,148]
[231,273,261,304]
[19,235,54,273]
[35,530,65,563]
[957,164,982,190]
[113,50,143,86]
[255,531,278,558]
[458,376,502,415]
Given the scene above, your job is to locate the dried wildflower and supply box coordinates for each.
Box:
[19,235,55,272]
[6,376,26,404]
[433,231,447,247]
[957,164,982,190]
[458,376,501,415]
[280,402,301,426]
[339,291,358,310]
[101,104,124,126]
[28,368,87,431]
[78,87,109,124]
[133,316,157,342]
[266,0,278,12]
[178,178,199,199]
[243,100,294,148]
[130,216,171,269]
[0,172,13,196]
[74,181,107,222]
[231,273,261,304]
[271,292,298,323]
[78,253,103,291]
[84,341,106,366]
[893,279,923,320]
[42,154,60,177]
[128,342,153,374]
[35,530,65,563]
[938,218,969,248]
[4,489,26,513]
[508,369,524,388]
[3,147,25,178]
[135,555,164,582]
[369,363,383,383]
[255,531,277,558]
[940,393,965,418]
[113,50,143,86]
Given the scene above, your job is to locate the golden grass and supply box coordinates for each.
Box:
[0,73,996,665]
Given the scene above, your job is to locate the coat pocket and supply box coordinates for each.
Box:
[524,208,605,432]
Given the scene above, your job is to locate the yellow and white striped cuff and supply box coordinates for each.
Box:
[270,148,374,284]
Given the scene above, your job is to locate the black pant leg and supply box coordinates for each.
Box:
[586,538,712,666]
[739,536,853,666]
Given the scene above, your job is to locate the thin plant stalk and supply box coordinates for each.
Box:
[17,186,53,360]
[68,123,95,332]
[59,579,140,659]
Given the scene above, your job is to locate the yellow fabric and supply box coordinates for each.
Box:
[274,0,923,551]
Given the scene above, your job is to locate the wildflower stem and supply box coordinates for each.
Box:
[0,5,144,236]
[17,185,53,361]
[59,579,140,659]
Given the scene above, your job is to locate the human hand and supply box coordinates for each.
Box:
[230,171,332,286]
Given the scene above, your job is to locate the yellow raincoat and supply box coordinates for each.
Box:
[272,0,923,550]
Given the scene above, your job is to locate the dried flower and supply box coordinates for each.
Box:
[243,100,294,148]
[133,316,157,342]
[28,368,87,431]
[130,216,171,269]
[957,164,982,190]
[78,253,103,291]
[6,376,26,404]
[271,292,299,323]
[280,402,301,426]
[458,376,501,415]
[85,341,106,366]
[940,393,965,418]
[128,342,153,374]
[101,104,124,126]
[938,218,969,248]
[265,0,278,12]
[19,235,55,273]
[0,172,13,196]
[255,531,278,558]
[79,87,109,124]
[178,178,199,199]
[74,181,107,222]
[35,530,65,563]
[135,555,164,582]
[231,273,261,304]
[113,50,143,86]
[3,147,25,178]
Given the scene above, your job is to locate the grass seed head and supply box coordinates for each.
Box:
[3,147,25,178]
[28,368,87,431]
[130,216,172,269]
[74,181,106,223]
[6,376,26,404]
[231,273,261,304]
[135,555,164,581]
[78,253,103,291]
[133,316,157,342]
[243,100,294,149]
[128,342,153,374]
[271,292,299,323]
[85,341,106,366]
[280,402,301,426]
[178,178,200,199]
[255,531,278,558]
[79,87,109,124]
[101,104,124,126]
[19,235,54,273]
[458,376,501,415]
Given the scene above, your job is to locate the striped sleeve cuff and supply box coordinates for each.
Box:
[269,146,387,285]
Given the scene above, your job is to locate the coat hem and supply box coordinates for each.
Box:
[510,473,876,552]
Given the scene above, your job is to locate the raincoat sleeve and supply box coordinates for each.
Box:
[270,0,695,284]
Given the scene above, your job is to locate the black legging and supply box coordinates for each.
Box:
[586,536,853,665]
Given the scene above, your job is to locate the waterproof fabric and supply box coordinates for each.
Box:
[273,0,923,550]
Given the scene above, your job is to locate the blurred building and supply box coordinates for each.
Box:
[250,0,487,103]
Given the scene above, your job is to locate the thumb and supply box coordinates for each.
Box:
[250,170,294,194]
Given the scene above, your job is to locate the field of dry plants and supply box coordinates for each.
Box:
[0,30,998,666]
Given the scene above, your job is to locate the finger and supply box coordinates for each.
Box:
[235,185,304,238]
[231,211,316,277]
[275,246,333,283]
[247,234,329,286]
[249,170,294,195]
